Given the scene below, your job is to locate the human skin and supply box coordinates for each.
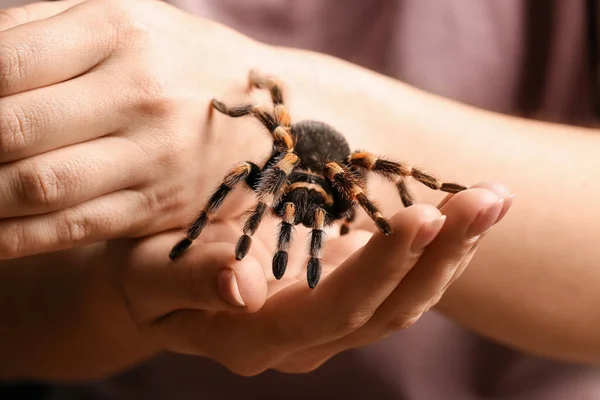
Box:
[0,184,508,381]
[0,0,509,381]
[0,0,598,378]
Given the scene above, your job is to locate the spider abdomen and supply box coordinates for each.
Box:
[291,120,351,173]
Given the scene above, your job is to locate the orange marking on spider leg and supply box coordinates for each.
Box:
[323,162,344,180]
[279,153,300,174]
[349,184,364,198]
[274,105,291,126]
[248,69,265,88]
[351,151,377,169]
[283,203,295,223]
[273,126,294,150]
[223,162,251,187]
[314,208,325,230]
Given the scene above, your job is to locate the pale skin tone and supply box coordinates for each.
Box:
[0,0,598,382]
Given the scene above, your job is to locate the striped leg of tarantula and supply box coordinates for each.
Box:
[306,208,327,288]
[323,162,392,236]
[247,71,292,132]
[347,151,466,206]
[397,178,414,207]
[235,152,301,260]
[247,70,285,107]
[169,161,260,260]
[339,206,356,235]
[211,100,294,152]
[272,202,296,280]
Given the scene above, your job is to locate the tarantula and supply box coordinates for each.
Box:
[169,70,467,288]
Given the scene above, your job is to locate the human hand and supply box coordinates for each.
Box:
[0,0,269,259]
[113,183,512,376]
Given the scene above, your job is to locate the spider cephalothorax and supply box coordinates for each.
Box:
[169,70,467,288]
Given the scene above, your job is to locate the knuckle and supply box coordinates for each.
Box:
[141,186,181,215]
[426,294,443,311]
[331,310,372,335]
[56,210,93,246]
[384,310,424,334]
[129,70,177,119]
[0,41,31,91]
[0,101,34,158]
[16,162,65,207]
[0,223,25,260]
[94,0,149,49]
[458,237,478,255]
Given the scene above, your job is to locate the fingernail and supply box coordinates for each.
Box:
[495,194,514,224]
[218,269,246,307]
[467,198,504,238]
[411,215,446,252]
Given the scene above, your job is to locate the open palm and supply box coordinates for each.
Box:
[117,183,511,375]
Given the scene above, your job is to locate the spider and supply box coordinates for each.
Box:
[169,70,467,289]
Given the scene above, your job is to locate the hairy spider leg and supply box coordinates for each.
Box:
[272,170,338,282]
[169,161,261,260]
[339,206,356,235]
[211,100,292,151]
[323,162,392,236]
[213,69,294,151]
[234,152,301,260]
[247,70,292,132]
[346,151,467,207]
[211,100,294,152]
[247,69,285,107]
[396,178,414,207]
[306,207,327,288]
[272,202,296,279]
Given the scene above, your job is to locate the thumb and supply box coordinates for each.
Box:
[114,232,268,325]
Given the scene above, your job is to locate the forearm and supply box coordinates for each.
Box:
[0,244,158,381]
[265,46,600,363]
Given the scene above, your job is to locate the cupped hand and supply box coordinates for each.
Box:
[112,183,512,376]
[0,0,269,259]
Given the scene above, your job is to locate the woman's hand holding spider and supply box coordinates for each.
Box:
[113,182,511,376]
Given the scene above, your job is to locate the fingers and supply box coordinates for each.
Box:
[0,188,165,260]
[0,0,119,96]
[309,204,445,336]
[194,219,276,274]
[430,182,514,296]
[380,188,502,316]
[119,231,268,359]
[119,235,268,323]
[166,204,447,375]
[438,181,513,215]
[0,135,149,220]
[0,69,126,162]
[274,186,511,373]
[0,0,84,31]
